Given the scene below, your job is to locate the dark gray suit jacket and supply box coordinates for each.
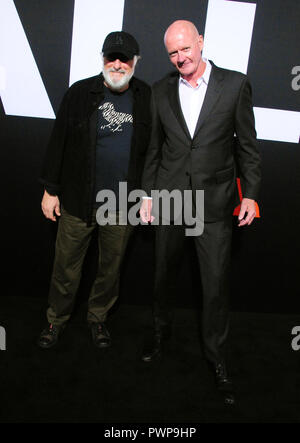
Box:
[142,62,261,222]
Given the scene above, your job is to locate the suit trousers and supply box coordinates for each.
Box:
[46,206,133,326]
[153,216,233,365]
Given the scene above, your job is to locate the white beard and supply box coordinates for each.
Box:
[102,67,135,91]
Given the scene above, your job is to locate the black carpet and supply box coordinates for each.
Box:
[0,296,299,423]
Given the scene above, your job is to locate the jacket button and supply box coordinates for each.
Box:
[186,171,190,176]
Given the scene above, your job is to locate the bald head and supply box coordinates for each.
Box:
[164,20,199,47]
[163,20,205,84]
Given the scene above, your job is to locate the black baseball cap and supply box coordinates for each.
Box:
[102,31,139,60]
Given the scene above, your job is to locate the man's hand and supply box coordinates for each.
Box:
[41,190,61,222]
[140,198,155,223]
[238,198,257,227]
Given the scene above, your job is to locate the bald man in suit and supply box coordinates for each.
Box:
[140,20,261,405]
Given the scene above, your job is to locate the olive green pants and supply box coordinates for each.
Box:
[46,207,133,326]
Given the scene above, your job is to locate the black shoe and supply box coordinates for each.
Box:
[213,362,235,405]
[141,324,171,363]
[90,322,111,348]
[37,323,65,349]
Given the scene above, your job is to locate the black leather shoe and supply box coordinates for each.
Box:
[37,323,65,349]
[90,322,111,348]
[141,325,171,362]
[214,363,235,405]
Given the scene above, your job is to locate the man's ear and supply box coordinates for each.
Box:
[198,34,204,50]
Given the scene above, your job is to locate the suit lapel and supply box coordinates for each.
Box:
[167,74,191,140]
[193,64,225,138]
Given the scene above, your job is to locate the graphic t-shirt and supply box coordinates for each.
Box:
[94,86,133,207]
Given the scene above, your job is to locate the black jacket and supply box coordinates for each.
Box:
[142,63,261,221]
[40,74,151,224]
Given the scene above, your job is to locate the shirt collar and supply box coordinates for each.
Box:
[179,58,212,88]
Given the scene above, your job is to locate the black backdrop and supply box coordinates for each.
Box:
[1,0,299,314]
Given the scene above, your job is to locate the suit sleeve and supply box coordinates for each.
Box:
[39,87,72,195]
[141,86,165,196]
[234,77,261,200]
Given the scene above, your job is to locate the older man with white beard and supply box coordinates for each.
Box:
[38,32,151,349]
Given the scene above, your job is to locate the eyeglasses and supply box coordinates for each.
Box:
[105,53,130,63]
